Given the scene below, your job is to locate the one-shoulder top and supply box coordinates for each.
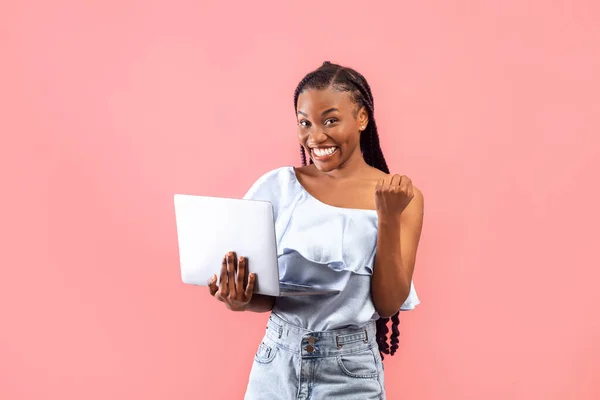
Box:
[243,166,420,330]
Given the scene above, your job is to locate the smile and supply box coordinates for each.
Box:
[311,146,338,160]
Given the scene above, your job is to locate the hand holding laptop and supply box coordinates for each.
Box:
[174,194,340,297]
[207,251,256,311]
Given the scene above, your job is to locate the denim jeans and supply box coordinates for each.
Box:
[245,313,386,399]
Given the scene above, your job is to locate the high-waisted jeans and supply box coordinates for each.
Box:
[244,313,386,399]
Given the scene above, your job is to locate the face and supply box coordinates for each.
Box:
[296,88,368,172]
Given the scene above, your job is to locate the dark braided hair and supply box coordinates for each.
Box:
[293,61,400,359]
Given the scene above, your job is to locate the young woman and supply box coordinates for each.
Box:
[208,61,424,399]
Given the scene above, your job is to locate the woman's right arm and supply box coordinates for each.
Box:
[208,251,274,313]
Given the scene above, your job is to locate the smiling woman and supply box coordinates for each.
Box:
[296,91,364,166]
[207,61,424,399]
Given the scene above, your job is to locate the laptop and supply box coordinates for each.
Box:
[173,194,340,297]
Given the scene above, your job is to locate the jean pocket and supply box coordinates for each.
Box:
[254,341,277,364]
[336,349,379,379]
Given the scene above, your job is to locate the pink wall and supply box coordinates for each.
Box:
[2,1,599,399]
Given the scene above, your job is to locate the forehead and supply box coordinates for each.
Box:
[296,88,356,115]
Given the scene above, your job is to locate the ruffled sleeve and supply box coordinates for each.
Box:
[243,167,290,222]
[400,281,420,310]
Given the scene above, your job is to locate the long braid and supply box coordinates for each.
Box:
[294,62,402,360]
[390,312,401,356]
[300,145,308,166]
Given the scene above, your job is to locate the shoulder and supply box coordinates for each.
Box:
[253,166,294,185]
[410,184,424,204]
[404,184,425,221]
[243,166,295,201]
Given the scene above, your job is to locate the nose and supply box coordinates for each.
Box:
[307,126,328,145]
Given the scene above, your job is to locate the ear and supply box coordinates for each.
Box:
[357,106,369,130]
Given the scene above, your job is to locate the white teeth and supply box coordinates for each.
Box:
[313,147,337,157]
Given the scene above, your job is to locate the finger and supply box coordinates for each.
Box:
[219,256,229,296]
[375,179,384,192]
[400,176,412,193]
[227,252,236,295]
[390,174,402,186]
[236,256,246,295]
[244,273,256,300]
[407,183,415,200]
[243,256,250,288]
[383,175,394,187]
[208,274,218,296]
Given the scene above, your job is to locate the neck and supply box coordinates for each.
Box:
[322,147,370,179]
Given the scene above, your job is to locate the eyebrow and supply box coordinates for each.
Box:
[297,108,340,117]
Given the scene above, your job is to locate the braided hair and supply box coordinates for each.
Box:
[293,61,399,359]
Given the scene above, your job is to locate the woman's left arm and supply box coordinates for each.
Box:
[372,175,424,318]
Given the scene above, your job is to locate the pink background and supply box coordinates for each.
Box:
[2,1,599,399]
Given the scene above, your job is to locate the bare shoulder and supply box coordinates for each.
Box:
[405,184,424,218]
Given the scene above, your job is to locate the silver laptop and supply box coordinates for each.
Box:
[173,194,339,297]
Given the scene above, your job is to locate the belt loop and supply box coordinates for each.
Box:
[363,329,369,343]
[278,325,283,339]
[336,335,342,349]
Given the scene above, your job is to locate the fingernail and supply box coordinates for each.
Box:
[239,256,244,262]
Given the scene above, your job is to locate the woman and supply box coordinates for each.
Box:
[208,61,424,399]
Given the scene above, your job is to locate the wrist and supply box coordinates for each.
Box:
[377,213,402,228]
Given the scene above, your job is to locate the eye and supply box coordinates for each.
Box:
[298,119,311,127]
[324,118,338,126]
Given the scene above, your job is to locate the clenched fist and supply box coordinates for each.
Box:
[374,174,415,219]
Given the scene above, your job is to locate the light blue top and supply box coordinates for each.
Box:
[243,166,420,330]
